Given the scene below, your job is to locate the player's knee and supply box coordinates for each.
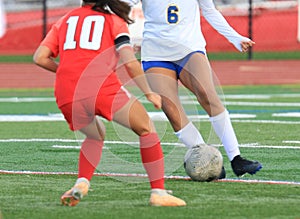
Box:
[137,125,152,136]
[134,120,153,136]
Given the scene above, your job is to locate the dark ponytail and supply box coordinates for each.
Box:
[84,0,133,24]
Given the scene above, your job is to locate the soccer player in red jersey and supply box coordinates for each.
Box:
[33,0,186,207]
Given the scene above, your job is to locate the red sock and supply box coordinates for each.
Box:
[139,133,165,189]
[78,138,103,181]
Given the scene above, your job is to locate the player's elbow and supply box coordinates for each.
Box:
[33,51,43,66]
[33,46,53,66]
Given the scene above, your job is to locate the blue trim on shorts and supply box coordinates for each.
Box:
[142,51,205,78]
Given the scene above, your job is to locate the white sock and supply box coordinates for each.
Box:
[151,189,171,196]
[75,177,90,188]
[209,110,240,161]
[174,122,205,148]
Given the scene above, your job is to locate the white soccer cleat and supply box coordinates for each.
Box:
[149,189,186,207]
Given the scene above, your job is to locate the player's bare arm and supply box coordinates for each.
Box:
[118,45,162,109]
[33,45,58,73]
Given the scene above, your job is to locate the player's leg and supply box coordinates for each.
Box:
[61,118,105,206]
[60,100,105,206]
[113,96,186,206]
[179,53,225,117]
[145,67,205,148]
[145,64,224,179]
[77,118,105,180]
[179,52,240,160]
[179,52,262,176]
[146,66,225,179]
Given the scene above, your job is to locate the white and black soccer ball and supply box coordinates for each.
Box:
[184,144,223,182]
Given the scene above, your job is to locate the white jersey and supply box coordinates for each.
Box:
[123,0,250,61]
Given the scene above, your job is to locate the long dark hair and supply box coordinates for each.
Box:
[83,0,133,24]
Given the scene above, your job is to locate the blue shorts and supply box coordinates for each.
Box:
[142,51,205,78]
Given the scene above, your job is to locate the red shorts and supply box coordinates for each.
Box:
[59,80,131,131]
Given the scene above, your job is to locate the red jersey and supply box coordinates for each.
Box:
[41,5,130,107]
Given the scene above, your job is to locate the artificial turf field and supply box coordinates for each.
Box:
[0,85,299,219]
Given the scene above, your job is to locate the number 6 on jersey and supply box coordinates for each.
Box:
[167,4,179,24]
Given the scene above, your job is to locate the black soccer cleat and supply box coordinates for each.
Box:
[231,155,262,177]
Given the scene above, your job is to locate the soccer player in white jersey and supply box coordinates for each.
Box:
[123,0,262,177]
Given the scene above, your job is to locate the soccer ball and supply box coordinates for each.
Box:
[184,144,223,182]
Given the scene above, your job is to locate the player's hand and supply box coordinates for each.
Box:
[145,92,162,109]
[241,40,255,52]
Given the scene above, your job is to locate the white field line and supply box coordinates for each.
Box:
[2,113,300,123]
[52,145,84,149]
[51,145,300,150]
[52,144,300,150]
[149,100,300,107]
[0,139,185,147]
[1,95,299,123]
[179,93,300,100]
[273,112,300,117]
[0,97,55,102]
[0,113,256,122]
[239,145,300,149]
[52,145,111,150]
[2,114,300,124]
[1,139,300,150]
[0,138,80,142]
[283,141,300,144]
[224,102,300,107]
[1,94,299,102]
[0,169,299,185]
[178,100,300,107]
[231,119,300,124]
[148,112,256,121]
[221,94,300,99]
[1,114,300,124]
[2,94,300,107]
[0,114,65,122]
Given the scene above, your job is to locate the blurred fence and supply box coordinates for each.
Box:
[0,0,299,56]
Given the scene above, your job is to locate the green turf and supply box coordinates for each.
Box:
[1,51,300,63]
[0,85,300,219]
[0,174,299,219]
[208,50,300,60]
[0,88,54,97]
